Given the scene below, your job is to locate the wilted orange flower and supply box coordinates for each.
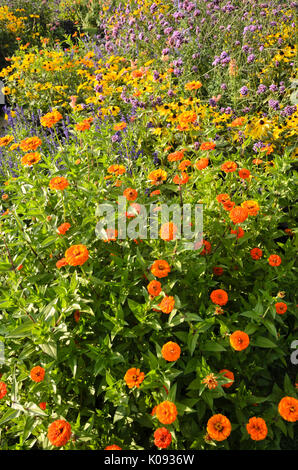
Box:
[113,122,127,131]
[250,248,263,260]
[229,58,238,76]
[74,310,80,323]
[199,240,212,255]
[246,417,268,440]
[2,194,8,201]
[230,330,250,351]
[123,188,138,201]
[210,289,228,306]
[107,164,126,176]
[167,150,184,162]
[21,152,41,166]
[213,266,224,276]
[278,397,298,422]
[202,373,218,390]
[40,110,63,128]
[0,381,7,399]
[229,206,249,224]
[154,427,172,449]
[158,296,175,314]
[194,158,209,170]
[124,367,145,388]
[219,369,234,388]
[173,172,189,184]
[200,142,215,151]
[207,414,231,441]
[151,260,171,278]
[57,222,71,235]
[65,244,89,266]
[230,226,245,239]
[20,136,42,152]
[39,402,47,410]
[103,228,118,242]
[268,254,281,266]
[241,200,260,216]
[155,401,177,424]
[105,445,122,450]
[56,258,68,269]
[148,169,167,185]
[147,280,162,297]
[221,161,238,173]
[185,81,202,90]
[0,135,14,147]
[49,176,69,191]
[47,419,71,447]
[160,222,178,241]
[238,169,250,179]
[161,341,181,361]
[30,366,45,382]
[275,302,287,315]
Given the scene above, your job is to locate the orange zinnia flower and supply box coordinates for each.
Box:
[56,258,68,269]
[222,200,235,211]
[250,248,263,260]
[246,417,268,441]
[47,419,71,447]
[213,266,224,276]
[148,169,167,185]
[155,401,177,425]
[151,260,171,278]
[74,310,80,323]
[230,330,250,351]
[202,373,218,390]
[210,289,228,306]
[107,164,126,176]
[238,169,250,179]
[20,136,42,152]
[0,135,14,147]
[123,188,138,201]
[275,302,287,315]
[75,119,91,131]
[65,244,89,266]
[179,159,192,171]
[0,381,7,399]
[200,142,215,151]
[230,117,245,127]
[21,152,41,166]
[221,161,238,173]
[207,414,231,441]
[124,367,145,388]
[229,206,249,224]
[167,150,184,162]
[185,81,202,91]
[57,222,71,235]
[150,189,161,197]
[219,369,234,388]
[278,397,298,422]
[230,226,245,239]
[241,200,260,216]
[105,445,122,450]
[161,341,181,361]
[194,158,209,170]
[216,193,230,204]
[147,280,162,297]
[173,172,189,184]
[158,296,175,314]
[113,122,127,131]
[30,366,45,382]
[49,176,69,191]
[160,222,178,241]
[154,427,172,449]
[39,402,47,410]
[268,254,281,266]
[40,110,63,128]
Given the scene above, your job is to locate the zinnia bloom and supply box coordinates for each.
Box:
[151,260,171,278]
[57,222,71,235]
[216,193,230,204]
[20,136,42,152]
[49,176,69,191]
[0,135,14,147]
[56,258,68,269]
[161,342,181,362]
[250,248,263,260]
[246,417,268,441]
[155,401,177,425]
[160,222,178,241]
[47,419,71,447]
[194,158,209,170]
[213,267,224,276]
[268,254,281,266]
[241,200,260,216]
[65,244,89,266]
[148,169,167,185]
[173,172,189,185]
[278,397,298,422]
[21,152,41,166]
[107,164,126,176]
[238,169,250,179]
[147,280,162,297]
[185,81,202,91]
[154,427,172,449]
[113,122,127,131]
[105,445,122,450]
[229,206,249,224]
[158,296,175,314]
[40,110,63,128]
[210,289,228,306]
[202,373,218,390]
[275,302,287,315]
[200,142,215,151]
[230,331,250,351]
[221,161,238,173]
[207,414,231,441]
[167,150,184,162]
[39,402,47,410]
[0,381,7,399]
[123,188,138,201]
[230,226,245,239]
[124,368,145,389]
[219,369,234,388]
[30,366,45,382]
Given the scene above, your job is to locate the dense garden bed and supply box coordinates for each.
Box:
[0,0,297,451]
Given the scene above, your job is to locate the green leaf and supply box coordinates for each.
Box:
[200,341,226,352]
[253,336,278,348]
[39,342,57,359]
[0,409,20,425]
